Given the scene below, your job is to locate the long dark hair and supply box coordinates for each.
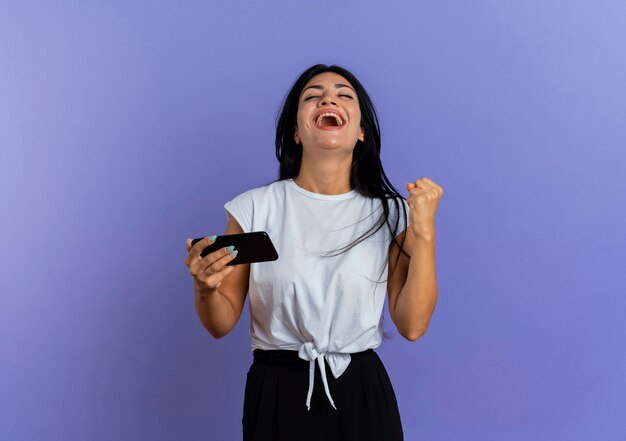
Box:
[273,64,411,339]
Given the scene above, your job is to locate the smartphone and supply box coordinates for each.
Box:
[191,231,278,265]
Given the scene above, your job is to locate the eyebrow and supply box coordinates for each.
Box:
[301,83,356,96]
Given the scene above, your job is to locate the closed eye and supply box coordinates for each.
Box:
[304,94,354,101]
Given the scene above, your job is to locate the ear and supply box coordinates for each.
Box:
[359,128,365,142]
[294,126,300,144]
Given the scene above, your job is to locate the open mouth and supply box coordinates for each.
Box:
[314,112,345,129]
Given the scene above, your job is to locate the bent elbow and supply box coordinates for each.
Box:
[209,330,223,339]
[210,327,233,340]
[210,331,227,340]
[404,327,427,342]
[205,324,233,340]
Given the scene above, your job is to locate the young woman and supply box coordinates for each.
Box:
[184,64,443,441]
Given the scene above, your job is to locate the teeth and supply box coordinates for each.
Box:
[315,112,343,126]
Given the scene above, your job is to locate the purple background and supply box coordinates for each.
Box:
[2,1,625,440]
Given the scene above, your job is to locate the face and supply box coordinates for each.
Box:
[294,72,365,152]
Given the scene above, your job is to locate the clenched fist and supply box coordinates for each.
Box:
[405,177,444,238]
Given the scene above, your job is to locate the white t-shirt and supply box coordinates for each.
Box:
[223,178,410,411]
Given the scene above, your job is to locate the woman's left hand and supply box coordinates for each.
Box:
[405,177,444,238]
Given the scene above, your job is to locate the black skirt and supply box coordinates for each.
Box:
[242,348,404,441]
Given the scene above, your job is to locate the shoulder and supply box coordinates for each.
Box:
[376,194,409,216]
[352,193,408,222]
[381,194,410,237]
[224,180,288,233]
[228,179,288,203]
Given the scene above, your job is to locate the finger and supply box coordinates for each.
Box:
[188,243,223,271]
[196,246,237,273]
[407,178,442,195]
[421,177,441,192]
[422,177,443,193]
[207,266,235,288]
[186,237,213,267]
[202,249,238,277]
[407,185,428,195]
[186,238,191,252]
[189,235,217,259]
[422,177,437,185]
[408,179,427,189]
[419,179,442,195]
[207,248,239,273]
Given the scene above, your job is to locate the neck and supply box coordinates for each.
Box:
[293,151,353,195]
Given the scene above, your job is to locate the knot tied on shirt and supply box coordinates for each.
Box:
[298,342,352,411]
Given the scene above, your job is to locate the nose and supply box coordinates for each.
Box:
[319,92,337,107]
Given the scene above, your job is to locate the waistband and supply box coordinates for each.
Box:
[252,348,374,366]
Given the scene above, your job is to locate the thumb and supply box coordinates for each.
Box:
[186,238,191,251]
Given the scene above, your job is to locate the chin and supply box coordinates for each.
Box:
[317,143,354,152]
[315,138,357,149]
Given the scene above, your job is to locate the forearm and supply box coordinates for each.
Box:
[394,230,438,340]
[194,282,237,339]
